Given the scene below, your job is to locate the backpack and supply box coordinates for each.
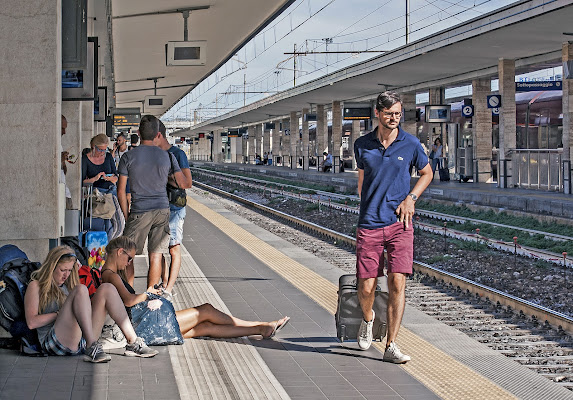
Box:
[0,245,43,355]
[0,245,41,334]
[79,265,101,297]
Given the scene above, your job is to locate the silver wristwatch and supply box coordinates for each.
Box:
[408,193,418,202]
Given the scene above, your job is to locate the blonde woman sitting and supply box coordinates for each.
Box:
[101,236,290,341]
[24,246,158,362]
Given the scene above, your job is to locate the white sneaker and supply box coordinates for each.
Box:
[357,310,375,350]
[383,341,411,364]
[100,324,127,353]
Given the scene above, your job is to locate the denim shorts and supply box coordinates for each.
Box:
[169,205,186,247]
[41,326,86,356]
[356,222,414,278]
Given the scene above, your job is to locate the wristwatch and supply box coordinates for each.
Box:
[408,193,418,202]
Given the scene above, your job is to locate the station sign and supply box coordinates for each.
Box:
[516,81,562,92]
[112,113,141,127]
[487,95,501,109]
[344,108,371,120]
[264,122,276,130]
[304,113,317,122]
[461,105,474,118]
[228,129,240,137]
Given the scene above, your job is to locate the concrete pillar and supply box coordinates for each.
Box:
[230,136,243,163]
[263,124,270,158]
[0,0,61,260]
[247,126,255,163]
[289,111,298,167]
[498,58,516,187]
[61,102,83,210]
[272,123,280,165]
[241,135,247,163]
[254,124,262,159]
[472,78,493,183]
[332,101,342,170]
[301,108,310,169]
[401,92,417,137]
[350,120,360,170]
[563,42,573,194]
[316,105,326,155]
[213,130,222,162]
[81,102,94,151]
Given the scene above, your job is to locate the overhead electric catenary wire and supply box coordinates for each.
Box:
[166,0,503,119]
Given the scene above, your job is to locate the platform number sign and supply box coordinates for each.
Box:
[487,95,501,109]
[462,105,474,118]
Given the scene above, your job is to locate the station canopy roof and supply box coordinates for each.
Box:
[110,0,295,117]
[181,0,573,137]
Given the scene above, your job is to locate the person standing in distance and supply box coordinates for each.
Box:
[156,121,192,300]
[353,91,433,363]
[117,115,185,290]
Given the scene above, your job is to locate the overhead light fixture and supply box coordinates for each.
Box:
[166,9,207,66]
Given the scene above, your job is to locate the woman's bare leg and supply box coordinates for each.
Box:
[90,283,137,343]
[175,303,286,339]
[53,285,96,349]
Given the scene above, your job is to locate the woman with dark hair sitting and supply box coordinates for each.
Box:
[101,236,290,341]
[24,246,158,362]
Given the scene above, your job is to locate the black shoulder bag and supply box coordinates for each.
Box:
[166,153,187,207]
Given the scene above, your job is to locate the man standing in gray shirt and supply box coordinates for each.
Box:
[117,115,185,290]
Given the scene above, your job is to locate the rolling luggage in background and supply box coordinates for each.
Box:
[439,158,450,182]
[335,274,388,343]
[80,185,108,269]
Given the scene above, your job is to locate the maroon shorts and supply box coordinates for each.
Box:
[356,222,414,278]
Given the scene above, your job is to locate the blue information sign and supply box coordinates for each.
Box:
[516,81,562,92]
[487,95,501,109]
[461,105,474,118]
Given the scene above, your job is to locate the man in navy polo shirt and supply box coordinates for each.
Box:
[353,91,433,363]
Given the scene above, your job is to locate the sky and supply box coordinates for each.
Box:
[162,0,520,123]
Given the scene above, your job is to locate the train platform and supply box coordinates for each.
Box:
[193,161,573,222]
[2,191,573,399]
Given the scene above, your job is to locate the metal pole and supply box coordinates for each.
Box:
[406,0,410,44]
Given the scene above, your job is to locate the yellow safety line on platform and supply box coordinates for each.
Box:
[189,197,517,400]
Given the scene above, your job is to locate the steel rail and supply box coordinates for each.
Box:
[192,181,573,335]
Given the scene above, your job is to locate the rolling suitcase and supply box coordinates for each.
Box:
[335,274,388,343]
[80,185,108,270]
[439,158,450,182]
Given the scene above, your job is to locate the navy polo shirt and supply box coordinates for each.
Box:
[354,126,428,229]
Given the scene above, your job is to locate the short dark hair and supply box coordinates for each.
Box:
[139,115,159,141]
[116,133,126,140]
[376,91,401,111]
[130,134,139,145]
[158,120,166,138]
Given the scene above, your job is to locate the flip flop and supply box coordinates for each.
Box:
[266,316,290,339]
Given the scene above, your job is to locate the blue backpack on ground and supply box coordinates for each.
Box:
[0,245,44,355]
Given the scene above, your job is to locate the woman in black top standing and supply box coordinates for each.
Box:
[82,134,118,195]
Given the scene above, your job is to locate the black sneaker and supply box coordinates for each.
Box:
[124,337,158,358]
[83,341,111,363]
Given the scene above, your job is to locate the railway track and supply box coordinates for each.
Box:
[193,167,573,267]
[191,181,573,390]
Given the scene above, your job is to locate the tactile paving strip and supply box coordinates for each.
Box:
[189,196,517,400]
[168,246,290,400]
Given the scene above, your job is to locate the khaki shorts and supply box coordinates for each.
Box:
[123,209,170,254]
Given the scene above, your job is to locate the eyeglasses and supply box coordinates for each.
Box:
[94,146,107,153]
[121,250,133,263]
[381,111,402,118]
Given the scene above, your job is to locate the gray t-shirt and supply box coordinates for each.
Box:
[37,284,69,345]
[118,145,181,213]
